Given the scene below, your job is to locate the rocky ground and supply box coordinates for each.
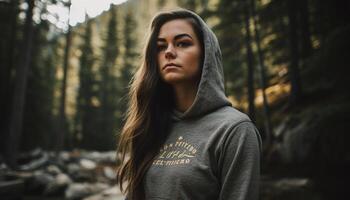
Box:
[0,149,323,200]
[0,149,125,200]
[260,175,322,200]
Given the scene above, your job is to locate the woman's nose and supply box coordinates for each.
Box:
[165,44,176,59]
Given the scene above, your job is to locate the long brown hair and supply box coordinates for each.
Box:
[116,9,204,200]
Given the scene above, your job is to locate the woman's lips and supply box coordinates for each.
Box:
[163,63,181,69]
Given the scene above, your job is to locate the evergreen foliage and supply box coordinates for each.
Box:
[212,0,247,100]
[97,7,120,150]
[119,9,138,119]
[76,19,100,150]
[22,20,58,150]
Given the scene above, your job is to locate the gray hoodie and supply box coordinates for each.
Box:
[143,10,261,200]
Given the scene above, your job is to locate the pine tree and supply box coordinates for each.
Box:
[7,0,35,168]
[76,19,99,150]
[22,18,57,151]
[98,7,119,150]
[177,0,197,11]
[213,0,246,101]
[243,0,256,121]
[0,0,20,159]
[250,0,273,150]
[287,0,302,105]
[119,9,138,119]
[56,0,72,154]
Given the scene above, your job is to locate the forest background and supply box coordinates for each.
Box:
[0,0,349,199]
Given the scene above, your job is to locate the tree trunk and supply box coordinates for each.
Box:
[56,1,72,155]
[316,0,326,44]
[287,0,302,105]
[243,0,256,122]
[250,0,273,149]
[298,0,313,58]
[0,0,19,157]
[6,0,35,169]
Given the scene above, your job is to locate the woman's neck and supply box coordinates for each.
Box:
[172,82,199,113]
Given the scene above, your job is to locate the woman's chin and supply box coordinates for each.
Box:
[161,73,200,87]
[161,74,185,84]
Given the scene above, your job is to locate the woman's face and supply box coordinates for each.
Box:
[157,19,202,86]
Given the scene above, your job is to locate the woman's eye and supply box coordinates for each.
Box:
[157,44,167,51]
[177,41,191,48]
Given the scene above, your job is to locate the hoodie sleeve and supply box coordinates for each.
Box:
[218,121,261,200]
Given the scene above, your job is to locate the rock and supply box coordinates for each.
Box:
[59,151,71,162]
[260,176,320,200]
[0,162,8,172]
[19,151,49,171]
[274,178,310,189]
[26,171,55,195]
[103,166,116,181]
[65,183,109,200]
[276,103,350,166]
[67,163,80,175]
[280,116,313,163]
[56,173,72,185]
[82,151,116,164]
[18,148,43,165]
[46,165,62,176]
[0,177,24,199]
[33,171,55,186]
[67,163,95,182]
[83,186,125,200]
[80,159,96,170]
[44,173,72,196]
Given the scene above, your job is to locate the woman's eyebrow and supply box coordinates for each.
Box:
[174,33,193,40]
[157,33,193,42]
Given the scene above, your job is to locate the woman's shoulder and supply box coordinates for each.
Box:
[203,106,252,126]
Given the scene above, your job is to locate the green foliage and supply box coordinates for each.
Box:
[176,0,209,13]
[303,25,350,94]
[97,7,120,150]
[177,0,197,11]
[21,19,58,151]
[119,9,138,117]
[76,19,101,150]
[258,0,289,67]
[74,6,140,151]
[212,0,247,100]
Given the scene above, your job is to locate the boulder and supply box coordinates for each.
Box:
[46,165,62,176]
[260,176,320,200]
[65,183,109,200]
[25,171,55,195]
[67,163,95,182]
[44,173,72,196]
[103,166,116,181]
[83,186,125,200]
[80,159,96,170]
[81,151,116,164]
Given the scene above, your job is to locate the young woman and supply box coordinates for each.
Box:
[117,9,261,200]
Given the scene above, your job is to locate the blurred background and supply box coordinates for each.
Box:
[0,0,349,199]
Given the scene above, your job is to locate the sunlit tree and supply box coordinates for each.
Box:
[76,19,99,150]
[98,7,120,150]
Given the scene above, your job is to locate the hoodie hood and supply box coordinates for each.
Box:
[172,10,231,120]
